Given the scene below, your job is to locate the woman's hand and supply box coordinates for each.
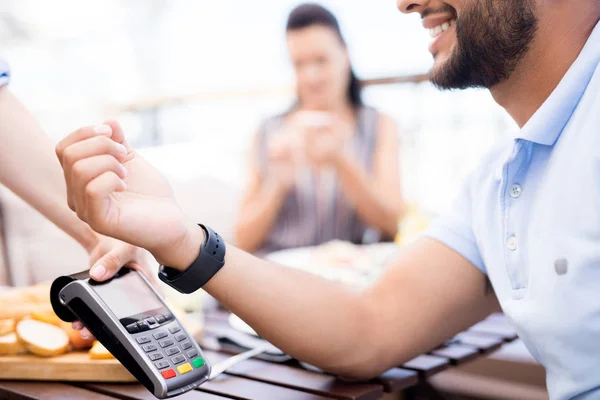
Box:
[293,111,352,168]
[266,134,297,190]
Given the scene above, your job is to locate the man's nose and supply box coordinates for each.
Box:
[397,0,430,14]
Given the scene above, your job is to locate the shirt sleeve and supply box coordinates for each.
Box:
[423,173,487,275]
[0,58,10,87]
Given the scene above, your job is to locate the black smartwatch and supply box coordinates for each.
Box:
[158,224,226,294]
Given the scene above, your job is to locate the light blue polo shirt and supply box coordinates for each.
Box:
[0,58,9,87]
[426,21,600,399]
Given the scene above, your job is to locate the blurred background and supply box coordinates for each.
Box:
[2,0,514,212]
[0,0,517,284]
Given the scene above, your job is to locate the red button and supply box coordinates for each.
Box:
[161,369,176,379]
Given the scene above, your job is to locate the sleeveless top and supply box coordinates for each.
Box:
[256,106,381,254]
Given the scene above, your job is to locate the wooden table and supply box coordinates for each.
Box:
[0,313,517,400]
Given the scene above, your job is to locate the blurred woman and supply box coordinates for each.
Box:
[235,3,404,254]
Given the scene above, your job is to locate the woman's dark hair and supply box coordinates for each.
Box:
[286,3,362,107]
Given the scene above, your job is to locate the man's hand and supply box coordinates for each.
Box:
[56,120,203,272]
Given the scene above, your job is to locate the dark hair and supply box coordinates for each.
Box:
[286,3,362,107]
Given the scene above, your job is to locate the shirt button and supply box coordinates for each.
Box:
[507,236,518,251]
[509,184,522,198]
[555,259,568,275]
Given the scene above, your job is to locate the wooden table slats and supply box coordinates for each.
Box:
[430,344,480,365]
[204,350,383,400]
[369,368,418,393]
[453,332,504,354]
[0,382,117,400]
[468,320,519,342]
[75,383,228,400]
[401,354,450,378]
[199,374,333,400]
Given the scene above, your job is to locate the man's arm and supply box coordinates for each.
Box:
[57,122,499,379]
[0,87,97,251]
[203,237,499,378]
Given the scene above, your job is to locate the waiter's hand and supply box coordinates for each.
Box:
[88,235,158,286]
[56,120,204,273]
[77,236,159,339]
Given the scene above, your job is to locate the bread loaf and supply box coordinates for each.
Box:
[16,319,69,357]
[89,341,114,360]
[0,333,26,355]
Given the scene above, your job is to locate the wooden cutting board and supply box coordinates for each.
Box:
[0,352,136,382]
[0,320,203,383]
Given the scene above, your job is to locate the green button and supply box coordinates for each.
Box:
[192,357,205,368]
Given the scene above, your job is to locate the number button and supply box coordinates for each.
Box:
[186,349,198,359]
[168,326,181,334]
[181,341,193,350]
[149,352,163,361]
[142,344,158,353]
[171,355,186,365]
[166,347,180,356]
[154,360,169,370]
[159,339,174,348]
[153,331,168,340]
[136,336,151,344]
[175,333,187,342]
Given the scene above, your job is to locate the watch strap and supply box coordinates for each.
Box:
[158,224,226,294]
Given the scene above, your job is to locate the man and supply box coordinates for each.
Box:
[0,59,149,282]
[58,0,600,398]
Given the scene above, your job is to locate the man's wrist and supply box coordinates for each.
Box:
[154,219,205,272]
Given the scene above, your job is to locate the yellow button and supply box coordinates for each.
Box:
[177,363,193,375]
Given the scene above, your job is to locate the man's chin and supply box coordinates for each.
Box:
[429,57,456,90]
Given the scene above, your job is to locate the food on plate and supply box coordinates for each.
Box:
[89,340,114,360]
[311,240,369,269]
[16,319,69,357]
[0,333,26,355]
[0,319,15,336]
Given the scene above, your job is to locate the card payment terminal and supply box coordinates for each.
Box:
[50,267,210,398]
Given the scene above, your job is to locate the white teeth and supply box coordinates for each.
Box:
[429,19,455,38]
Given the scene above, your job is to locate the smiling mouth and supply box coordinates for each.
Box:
[429,19,456,38]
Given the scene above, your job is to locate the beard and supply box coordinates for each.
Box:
[430,0,538,90]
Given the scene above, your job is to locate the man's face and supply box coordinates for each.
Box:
[397,0,538,90]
